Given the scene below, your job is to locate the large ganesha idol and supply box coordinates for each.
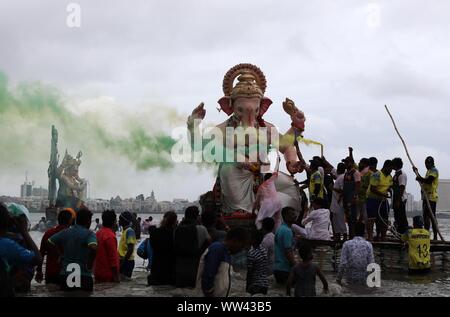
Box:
[187,63,307,219]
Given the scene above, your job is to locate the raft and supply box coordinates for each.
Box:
[299,237,450,272]
[300,238,450,252]
[222,211,256,228]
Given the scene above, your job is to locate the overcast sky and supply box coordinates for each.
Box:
[1,0,449,201]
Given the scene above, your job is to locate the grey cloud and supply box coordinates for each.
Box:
[1,0,450,200]
[352,61,448,99]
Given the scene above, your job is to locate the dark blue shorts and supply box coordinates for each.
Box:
[120,259,135,278]
[366,198,389,220]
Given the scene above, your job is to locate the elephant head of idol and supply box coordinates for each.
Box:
[217,63,273,128]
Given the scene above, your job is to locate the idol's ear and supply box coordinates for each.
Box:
[259,97,273,117]
[218,97,234,116]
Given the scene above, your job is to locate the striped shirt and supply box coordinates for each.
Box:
[247,245,269,289]
[261,232,275,275]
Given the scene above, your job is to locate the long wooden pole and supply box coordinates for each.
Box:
[384,105,444,241]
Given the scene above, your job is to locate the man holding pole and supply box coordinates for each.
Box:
[414,157,439,241]
[385,105,444,241]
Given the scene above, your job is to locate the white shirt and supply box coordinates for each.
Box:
[330,174,344,213]
[331,168,337,178]
[318,166,324,178]
[301,208,331,240]
[398,170,408,201]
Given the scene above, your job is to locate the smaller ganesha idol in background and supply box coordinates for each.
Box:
[55,150,87,210]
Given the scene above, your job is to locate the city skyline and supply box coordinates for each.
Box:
[9,174,450,213]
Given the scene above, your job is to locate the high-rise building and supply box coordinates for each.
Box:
[32,186,48,198]
[437,179,450,212]
[405,193,415,213]
[20,182,33,198]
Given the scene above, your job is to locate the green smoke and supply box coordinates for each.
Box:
[0,71,178,171]
[95,126,177,170]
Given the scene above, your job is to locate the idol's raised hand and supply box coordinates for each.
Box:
[189,102,206,123]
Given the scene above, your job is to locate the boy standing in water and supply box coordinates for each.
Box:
[286,241,328,297]
[274,207,297,285]
[93,218,102,232]
[246,229,269,295]
[94,210,120,283]
[48,208,97,292]
[36,209,73,284]
[118,211,136,279]
[261,217,275,275]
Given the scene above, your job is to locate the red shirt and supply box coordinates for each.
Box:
[94,227,119,282]
[40,225,68,281]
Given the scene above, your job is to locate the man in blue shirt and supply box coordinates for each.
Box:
[199,227,249,297]
[0,203,41,296]
[274,207,298,284]
[49,208,97,292]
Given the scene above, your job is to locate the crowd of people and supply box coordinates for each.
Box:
[0,203,239,296]
[294,149,439,243]
[286,149,438,280]
[0,149,441,297]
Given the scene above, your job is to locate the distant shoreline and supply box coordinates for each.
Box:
[27,209,450,218]
[28,210,185,214]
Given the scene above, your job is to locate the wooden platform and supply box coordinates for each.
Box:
[222,213,256,228]
[295,237,450,272]
[301,238,450,252]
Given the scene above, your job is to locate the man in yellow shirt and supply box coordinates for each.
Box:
[414,156,439,240]
[118,211,137,279]
[401,216,431,274]
[308,159,324,203]
[366,160,393,241]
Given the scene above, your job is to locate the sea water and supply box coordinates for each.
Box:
[23,213,450,297]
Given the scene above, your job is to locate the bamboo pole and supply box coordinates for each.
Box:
[384,105,444,241]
